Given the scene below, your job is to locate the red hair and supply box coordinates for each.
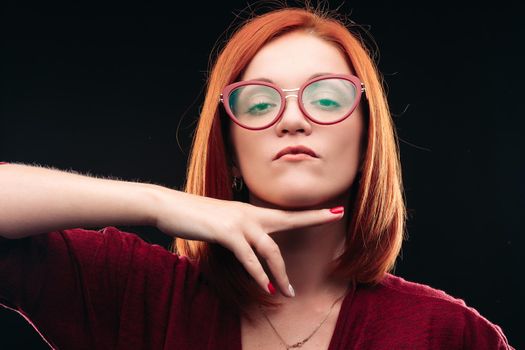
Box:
[171,6,407,312]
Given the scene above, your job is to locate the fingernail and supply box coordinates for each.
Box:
[330,206,344,214]
[268,282,276,295]
[288,284,295,297]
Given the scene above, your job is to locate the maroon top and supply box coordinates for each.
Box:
[0,225,514,349]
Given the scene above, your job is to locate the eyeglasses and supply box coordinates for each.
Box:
[219,74,365,130]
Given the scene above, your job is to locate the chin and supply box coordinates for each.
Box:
[249,189,335,210]
[274,200,322,210]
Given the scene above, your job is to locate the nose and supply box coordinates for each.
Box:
[274,93,313,136]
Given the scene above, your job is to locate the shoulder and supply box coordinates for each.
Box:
[377,273,467,306]
[375,273,502,326]
[59,226,198,272]
[60,225,177,258]
[2,225,200,282]
[354,273,513,348]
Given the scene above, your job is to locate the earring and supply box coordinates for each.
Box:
[232,176,244,192]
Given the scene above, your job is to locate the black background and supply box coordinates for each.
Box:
[1,1,523,348]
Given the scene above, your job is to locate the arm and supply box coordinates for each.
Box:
[0,161,343,295]
[0,163,164,238]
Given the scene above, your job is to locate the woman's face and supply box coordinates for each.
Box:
[229,30,366,210]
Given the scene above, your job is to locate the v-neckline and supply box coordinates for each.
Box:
[235,280,357,350]
[326,280,356,350]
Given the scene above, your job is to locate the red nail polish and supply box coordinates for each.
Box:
[268,282,276,295]
[0,162,8,165]
[330,206,344,214]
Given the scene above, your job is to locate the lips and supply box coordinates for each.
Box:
[273,145,318,160]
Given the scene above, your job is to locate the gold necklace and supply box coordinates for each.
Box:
[259,290,347,349]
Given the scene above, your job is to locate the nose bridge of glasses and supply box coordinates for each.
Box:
[282,87,300,100]
[282,88,300,112]
[279,87,307,125]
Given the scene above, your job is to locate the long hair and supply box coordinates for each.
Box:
[171,5,407,312]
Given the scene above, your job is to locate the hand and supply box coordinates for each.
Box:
[154,189,344,297]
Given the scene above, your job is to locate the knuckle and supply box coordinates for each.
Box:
[232,241,250,257]
[249,229,268,248]
[217,219,247,244]
[268,243,281,257]
[222,215,241,232]
[282,210,295,225]
[265,210,292,232]
[243,253,258,267]
[260,241,281,259]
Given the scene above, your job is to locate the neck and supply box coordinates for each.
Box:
[248,193,351,300]
[273,218,347,296]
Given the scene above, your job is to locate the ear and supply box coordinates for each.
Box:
[224,127,242,178]
[230,154,242,178]
[232,164,242,177]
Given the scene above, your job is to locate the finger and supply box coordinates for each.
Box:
[229,238,272,295]
[264,206,345,234]
[251,232,294,298]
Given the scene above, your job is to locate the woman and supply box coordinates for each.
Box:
[0,5,514,350]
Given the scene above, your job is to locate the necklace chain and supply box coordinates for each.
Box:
[259,290,347,349]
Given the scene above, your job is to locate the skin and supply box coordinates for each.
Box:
[229,30,366,348]
[0,27,365,350]
[230,30,365,294]
[230,33,364,212]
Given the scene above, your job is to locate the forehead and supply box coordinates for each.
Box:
[241,31,353,83]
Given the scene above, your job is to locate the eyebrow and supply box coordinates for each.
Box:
[246,72,334,84]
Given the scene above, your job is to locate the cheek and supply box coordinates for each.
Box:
[327,115,365,172]
[230,127,266,171]
[335,111,365,149]
[329,131,362,170]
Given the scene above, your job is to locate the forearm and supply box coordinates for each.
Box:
[0,163,163,238]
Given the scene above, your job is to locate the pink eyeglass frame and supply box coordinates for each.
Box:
[219,73,366,131]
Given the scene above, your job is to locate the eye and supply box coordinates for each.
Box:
[310,98,341,109]
[246,102,277,115]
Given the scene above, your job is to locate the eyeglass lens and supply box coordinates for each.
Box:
[228,78,357,128]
